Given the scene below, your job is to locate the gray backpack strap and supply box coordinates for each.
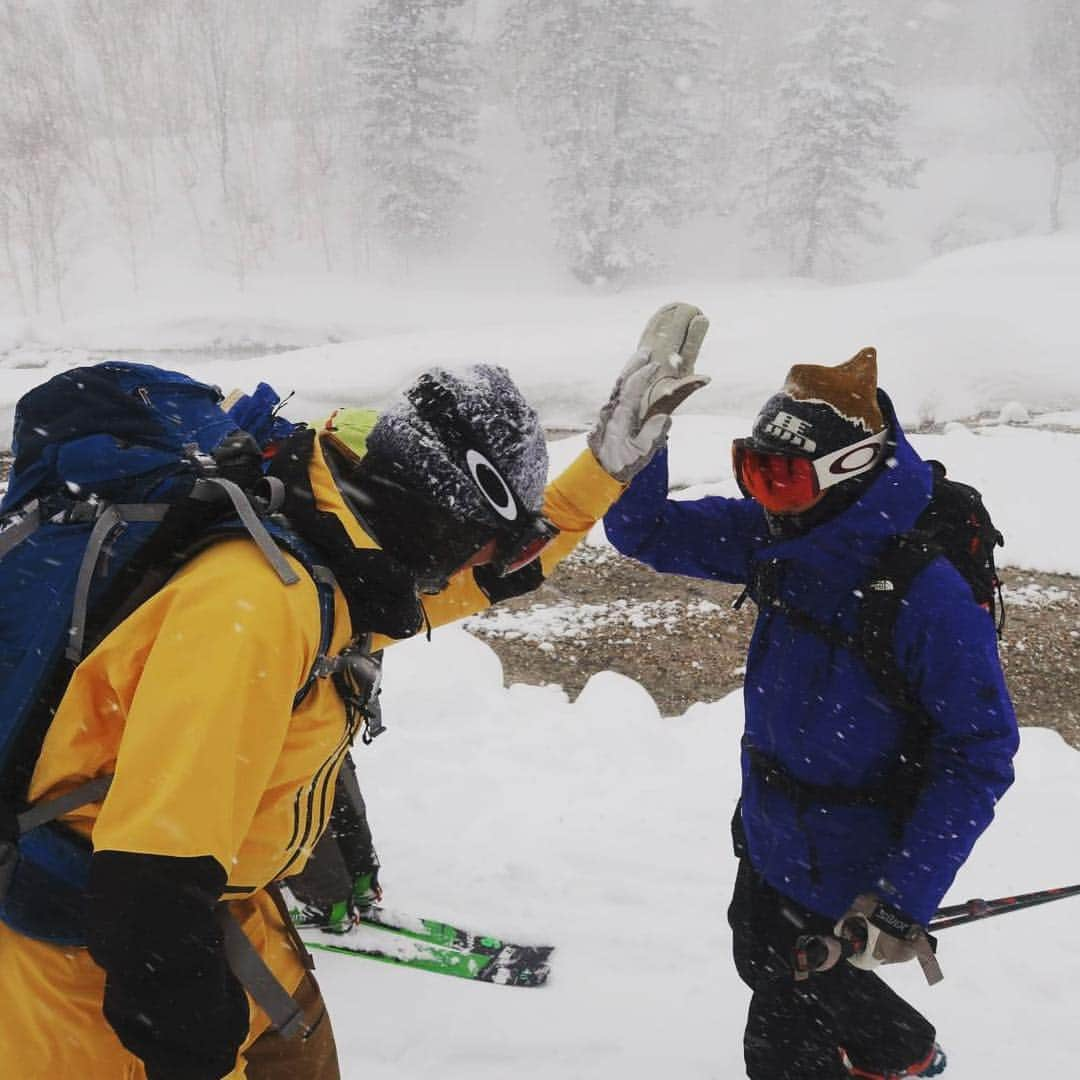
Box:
[0,775,114,902]
[219,894,311,1040]
[0,500,42,558]
[66,479,302,665]
[66,504,172,662]
[192,478,300,586]
[16,775,114,834]
[3,775,310,1041]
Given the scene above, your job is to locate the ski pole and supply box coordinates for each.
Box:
[929,883,1080,931]
[793,883,1080,977]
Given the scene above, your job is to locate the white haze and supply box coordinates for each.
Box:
[0,0,1074,327]
[2,2,1079,1078]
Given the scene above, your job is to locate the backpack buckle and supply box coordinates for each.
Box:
[318,646,386,742]
[184,443,219,476]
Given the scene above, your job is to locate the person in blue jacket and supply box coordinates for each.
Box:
[603,342,1018,1080]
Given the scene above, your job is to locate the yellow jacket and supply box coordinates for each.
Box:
[8,433,623,1074]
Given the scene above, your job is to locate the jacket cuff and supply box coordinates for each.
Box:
[874,869,939,927]
[544,448,626,529]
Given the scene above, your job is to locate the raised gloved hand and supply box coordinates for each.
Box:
[836,893,943,984]
[588,302,711,483]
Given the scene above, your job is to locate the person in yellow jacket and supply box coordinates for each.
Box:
[0,303,710,1080]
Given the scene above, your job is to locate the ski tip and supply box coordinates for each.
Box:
[481,945,554,988]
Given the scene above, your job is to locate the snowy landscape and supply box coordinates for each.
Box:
[3,0,1080,1076]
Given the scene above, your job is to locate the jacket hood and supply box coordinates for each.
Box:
[308,428,381,551]
[268,427,424,641]
[761,389,933,584]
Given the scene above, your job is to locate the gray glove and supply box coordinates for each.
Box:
[836,893,943,985]
[588,302,711,482]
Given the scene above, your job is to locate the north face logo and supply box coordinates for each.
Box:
[762,411,817,452]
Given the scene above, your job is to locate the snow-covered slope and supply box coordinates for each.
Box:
[2,231,1079,438]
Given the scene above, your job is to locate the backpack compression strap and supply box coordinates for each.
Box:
[0,776,113,902]
[67,505,172,662]
[218,898,311,1039]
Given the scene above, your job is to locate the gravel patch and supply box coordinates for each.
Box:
[468,545,1080,748]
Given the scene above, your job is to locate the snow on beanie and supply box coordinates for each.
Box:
[364,363,548,530]
[750,347,885,457]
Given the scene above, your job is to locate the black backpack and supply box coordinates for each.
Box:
[740,460,1005,838]
[896,460,1004,629]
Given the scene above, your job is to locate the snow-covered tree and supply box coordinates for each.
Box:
[502,0,713,286]
[0,0,85,316]
[349,0,478,252]
[1021,0,1080,232]
[757,0,921,278]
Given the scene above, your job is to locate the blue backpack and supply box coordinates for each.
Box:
[0,361,340,945]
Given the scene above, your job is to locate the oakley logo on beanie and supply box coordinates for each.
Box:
[338,364,552,593]
[466,448,519,522]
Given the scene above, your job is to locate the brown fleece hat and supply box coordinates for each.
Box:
[751,347,885,456]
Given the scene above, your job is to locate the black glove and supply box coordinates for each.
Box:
[86,851,249,1080]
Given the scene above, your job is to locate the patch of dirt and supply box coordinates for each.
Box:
[467,546,1080,749]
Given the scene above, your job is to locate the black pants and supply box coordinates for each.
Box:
[728,858,936,1080]
[287,755,378,907]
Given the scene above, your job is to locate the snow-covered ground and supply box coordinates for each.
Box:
[323,630,1080,1079]
[3,233,1079,1076]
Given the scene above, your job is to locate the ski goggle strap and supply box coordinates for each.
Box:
[733,429,888,512]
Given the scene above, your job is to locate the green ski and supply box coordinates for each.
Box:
[298,906,553,987]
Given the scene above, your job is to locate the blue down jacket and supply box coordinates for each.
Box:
[604,395,1018,925]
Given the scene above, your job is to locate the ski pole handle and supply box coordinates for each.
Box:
[792,922,867,980]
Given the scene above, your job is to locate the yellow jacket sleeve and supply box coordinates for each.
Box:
[79,541,324,874]
[538,447,626,573]
[372,448,624,648]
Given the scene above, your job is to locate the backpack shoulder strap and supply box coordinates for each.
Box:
[857,533,941,715]
[741,556,857,654]
[855,534,944,820]
[273,535,338,711]
[181,517,340,712]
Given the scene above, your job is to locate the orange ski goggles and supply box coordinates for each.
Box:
[733,429,888,513]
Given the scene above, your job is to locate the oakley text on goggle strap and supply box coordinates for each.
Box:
[733,428,888,512]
